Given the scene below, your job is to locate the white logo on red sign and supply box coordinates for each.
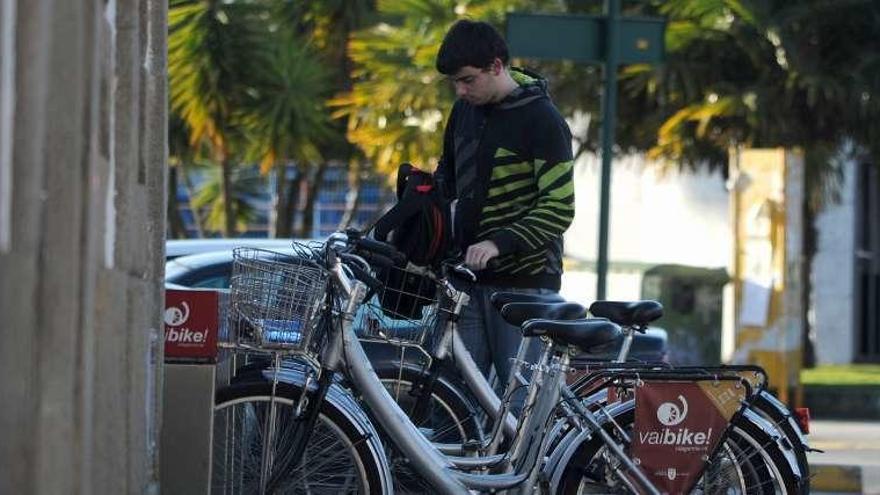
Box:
[164,302,190,327]
[657,395,688,426]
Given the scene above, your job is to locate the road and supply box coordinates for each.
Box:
[808,419,880,494]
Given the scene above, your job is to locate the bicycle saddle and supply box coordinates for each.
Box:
[499,301,586,328]
[489,291,565,313]
[589,300,663,329]
[521,318,621,353]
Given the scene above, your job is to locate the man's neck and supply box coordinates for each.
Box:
[490,71,520,104]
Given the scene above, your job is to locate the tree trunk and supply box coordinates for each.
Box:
[167,167,188,238]
[221,154,235,236]
[180,161,205,238]
[271,161,284,238]
[802,187,818,368]
[337,163,363,230]
[299,163,327,238]
[282,173,304,239]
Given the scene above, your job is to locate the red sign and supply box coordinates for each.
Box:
[632,380,746,493]
[164,289,220,362]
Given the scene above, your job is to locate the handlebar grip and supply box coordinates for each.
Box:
[486,258,501,271]
[347,263,384,292]
[356,237,406,266]
[360,251,396,270]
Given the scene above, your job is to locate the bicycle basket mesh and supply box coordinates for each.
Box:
[229,247,328,352]
[352,264,441,347]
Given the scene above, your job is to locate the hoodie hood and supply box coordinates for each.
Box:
[497,67,550,110]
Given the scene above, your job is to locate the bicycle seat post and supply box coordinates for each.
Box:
[614,325,636,363]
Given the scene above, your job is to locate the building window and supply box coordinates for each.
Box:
[0,0,15,252]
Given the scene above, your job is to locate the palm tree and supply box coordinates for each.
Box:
[168,0,272,236]
[239,28,332,238]
[301,0,377,231]
[190,166,265,234]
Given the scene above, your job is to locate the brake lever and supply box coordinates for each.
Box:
[451,262,477,282]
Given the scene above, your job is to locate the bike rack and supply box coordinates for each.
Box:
[159,288,227,494]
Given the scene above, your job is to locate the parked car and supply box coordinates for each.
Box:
[165,238,315,261]
[165,247,668,363]
[165,249,272,288]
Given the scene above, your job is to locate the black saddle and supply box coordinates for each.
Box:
[521,318,622,353]
[589,300,663,329]
[499,302,586,328]
[490,291,565,313]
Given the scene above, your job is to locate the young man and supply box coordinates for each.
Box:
[434,20,575,403]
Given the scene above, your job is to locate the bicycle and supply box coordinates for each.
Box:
[211,231,801,494]
[361,259,812,492]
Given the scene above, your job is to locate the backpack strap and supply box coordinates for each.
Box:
[373,200,422,242]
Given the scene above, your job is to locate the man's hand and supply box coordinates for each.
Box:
[465,240,500,271]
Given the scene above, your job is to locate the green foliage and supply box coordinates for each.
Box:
[802,365,880,386]
[190,167,263,232]
[619,0,880,173]
[169,0,270,154]
[168,0,342,235]
[167,0,880,234]
[238,30,331,173]
[331,0,559,177]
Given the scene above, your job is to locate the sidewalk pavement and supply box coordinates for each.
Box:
[808,419,880,494]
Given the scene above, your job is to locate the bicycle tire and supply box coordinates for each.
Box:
[556,408,801,494]
[212,381,387,494]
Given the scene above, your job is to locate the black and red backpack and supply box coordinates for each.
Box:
[373,163,452,268]
[370,163,453,319]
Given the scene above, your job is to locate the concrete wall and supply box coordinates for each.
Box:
[0,0,167,493]
[561,153,731,305]
[813,159,857,364]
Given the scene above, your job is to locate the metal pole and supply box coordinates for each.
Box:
[596,0,620,300]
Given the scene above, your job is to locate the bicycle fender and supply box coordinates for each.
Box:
[741,407,804,482]
[540,417,578,483]
[547,399,636,493]
[758,390,811,449]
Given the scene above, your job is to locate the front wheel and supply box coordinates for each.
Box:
[212,381,386,494]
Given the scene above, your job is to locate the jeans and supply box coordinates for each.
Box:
[456,284,554,415]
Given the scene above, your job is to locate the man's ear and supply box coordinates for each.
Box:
[490,58,503,75]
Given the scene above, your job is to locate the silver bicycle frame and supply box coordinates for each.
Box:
[320,243,662,494]
[325,258,534,494]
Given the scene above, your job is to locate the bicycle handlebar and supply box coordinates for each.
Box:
[341,255,384,292]
[355,236,407,266]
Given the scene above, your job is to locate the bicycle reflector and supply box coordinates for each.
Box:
[794,407,811,434]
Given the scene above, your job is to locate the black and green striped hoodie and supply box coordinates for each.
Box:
[436,68,574,290]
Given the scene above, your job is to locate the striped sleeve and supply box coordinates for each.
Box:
[489,107,574,255]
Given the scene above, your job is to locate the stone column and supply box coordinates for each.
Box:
[0,0,167,493]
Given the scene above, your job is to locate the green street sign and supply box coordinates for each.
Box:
[507,13,603,63]
[506,13,666,65]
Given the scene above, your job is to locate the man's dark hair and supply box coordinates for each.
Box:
[436,20,509,75]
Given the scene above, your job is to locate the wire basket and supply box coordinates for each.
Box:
[353,264,442,347]
[228,246,329,353]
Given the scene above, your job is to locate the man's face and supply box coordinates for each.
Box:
[449,61,500,106]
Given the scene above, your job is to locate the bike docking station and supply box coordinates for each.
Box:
[160,288,226,494]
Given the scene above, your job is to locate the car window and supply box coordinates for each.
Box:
[190,274,231,289]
